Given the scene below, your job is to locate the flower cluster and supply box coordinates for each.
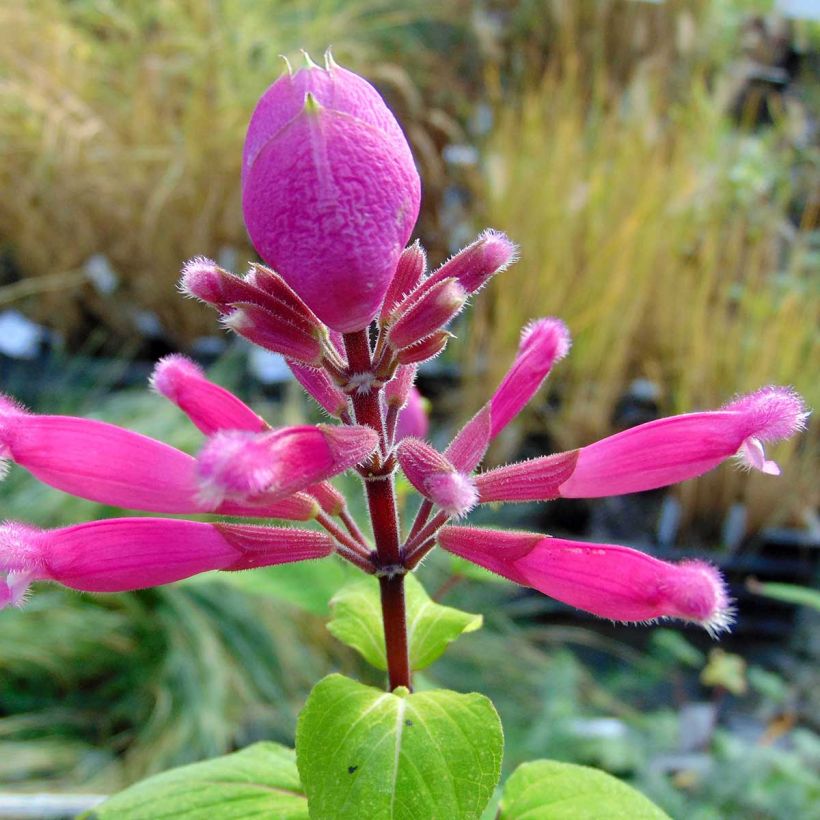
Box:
[0,54,808,642]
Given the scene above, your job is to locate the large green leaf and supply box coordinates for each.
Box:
[296,674,502,819]
[327,574,482,671]
[498,760,670,819]
[86,742,308,819]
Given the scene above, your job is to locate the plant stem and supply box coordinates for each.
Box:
[344,330,412,691]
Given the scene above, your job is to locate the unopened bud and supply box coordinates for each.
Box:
[397,330,451,365]
[380,241,427,321]
[387,278,466,350]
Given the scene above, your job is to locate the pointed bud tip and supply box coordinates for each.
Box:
[723,386,809,442]
[520,317,571,361]
[670,560,734,638]
[179,256,223,299]
[149,355,204,400]
[478,228,519,271]
[425,472,478,517]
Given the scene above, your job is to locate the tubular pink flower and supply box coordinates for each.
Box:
[150,355,268,435]
[180,257,318,333]
[307,482,346,517]
[0,397,317,520]
[384,365,417,411]
[489,318,570,438]
[380,241,427,321]
[288,361,349,418]
[242,58,421,332]
[222,303,323,365]
[387,278,467,351]
[558,386,809,498]
[394,386,429,442]
[438,526,733,635]
[407,230,517,306]
[0,518,333,605]
[397,438,477,517]
[196,424,378,505]
[476,451,580,503]
[445,405,492,474]
[396,330,451,365]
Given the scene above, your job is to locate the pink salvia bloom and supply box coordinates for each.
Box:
[380,241,427,321]
[438,526,733,635]
[0,518,333,605]
[445,405,492,473]
[384,364,417,410]
[242,58,421,332]
[421,229,517,296]
[396,330,451,365]
[150,355,269,435]
[489,318,570,438]
[397,438,477,517]
[394,386,429,442]
[387,278,467,351]
[222,303,323,365]
[181,257,318,333]
[558,386,808,499]
[0,395,316,520]
[307,482,346,516]
[196,424,378,504]
[288,361,349,418]
[476,451,580,503]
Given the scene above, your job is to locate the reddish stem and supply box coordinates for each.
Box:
[344,330,411,691]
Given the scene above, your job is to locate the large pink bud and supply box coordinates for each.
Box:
[242,54,421,332]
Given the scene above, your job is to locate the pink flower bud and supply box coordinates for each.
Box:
[222,303,323,365]
[242,58,421,332]
[196,424,378,504]
[397,438,477,517]
[384,365,417,409]
[150,355,269,435]
[181,257,317,333]
[0,518,333,606]
[288,361,349,418]
[427,229,517,293]
[306,482,346,516]
[387,278,466,350]
[476,451,580,503]
[394,386,429,442]
[489,318,570,437]
[438,526,733,635]
[396,330,451,365]
[380,241,427,321]
[444,405,492,474]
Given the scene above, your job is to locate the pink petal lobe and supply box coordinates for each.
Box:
[0,518,333,598]
[438,526,733,634]
[151,355,269,435]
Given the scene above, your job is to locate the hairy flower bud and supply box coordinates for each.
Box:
[242,56,421,332]
[387,278,466,351]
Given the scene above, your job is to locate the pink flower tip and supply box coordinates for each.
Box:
[664,559,734,637]
[723,386,809,442]
[425,472,478,518]
[149,354,204,402]
[179,256,223,300]
[475,228,519,276]
[520,317,571,361]
[0,522,43,609]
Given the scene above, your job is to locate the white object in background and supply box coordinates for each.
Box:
[777,0,820,20]
[248,347,292,384]
[0,310,46,359]
[84,253,118,294]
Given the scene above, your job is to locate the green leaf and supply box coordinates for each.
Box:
[327,574,482,671]
[747,579,820,611]
[86,742,308,819]
[297,674,502,819]
[498,760,670,820]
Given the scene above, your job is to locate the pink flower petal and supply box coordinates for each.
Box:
[151,355,269,435]
[489,318,570,438]
[394,386,428,442]
[438,526,733,634]
[0,518,333,602]
[196,424,378,504]
[445,404,492,474]
[560,386,807,498]
[476,450,580,503]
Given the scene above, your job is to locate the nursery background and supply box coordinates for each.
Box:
[0,0,818,818]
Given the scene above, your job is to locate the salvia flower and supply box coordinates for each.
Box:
[1,58,809,650]
[242,52,421,332]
